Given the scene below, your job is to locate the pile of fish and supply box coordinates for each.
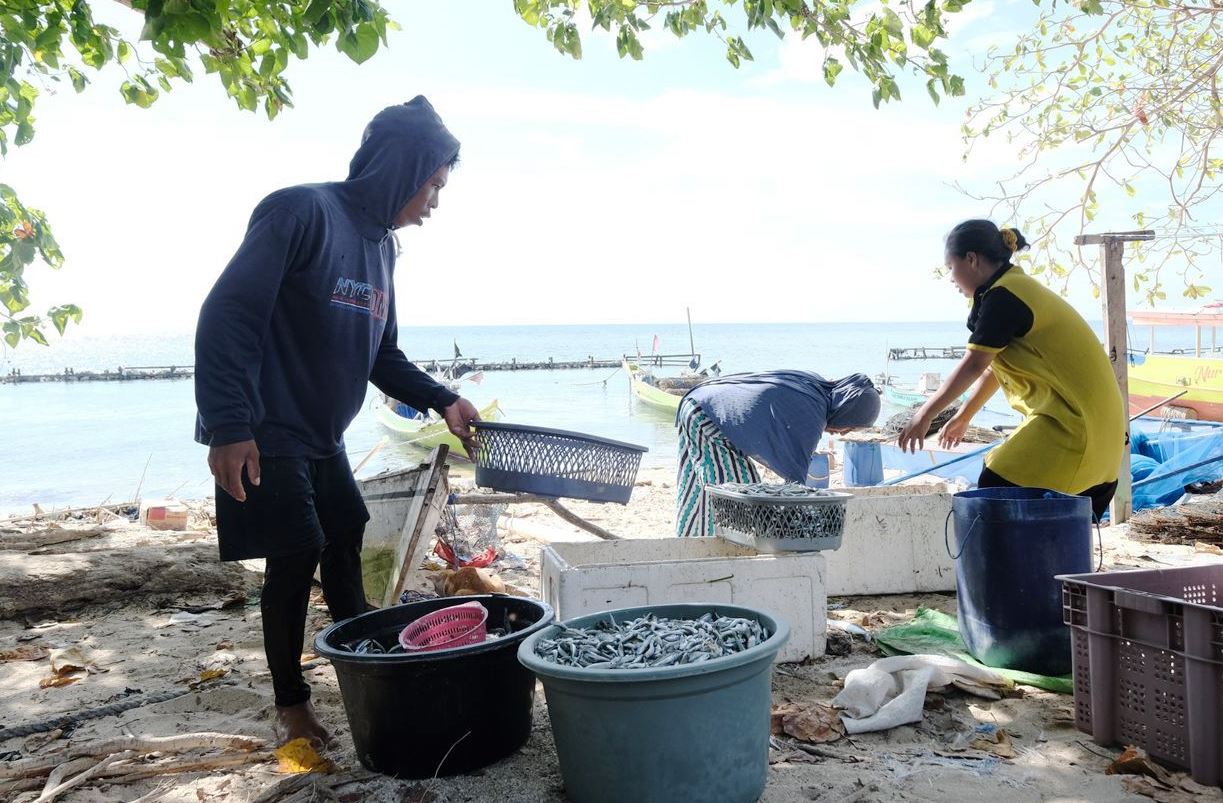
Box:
[715,482,833,498]
[340,626,509,654]
[535,612,770,669]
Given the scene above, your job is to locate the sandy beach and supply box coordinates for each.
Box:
[2,465,1222,803]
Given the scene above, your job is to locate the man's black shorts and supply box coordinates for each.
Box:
[215,451,369,561]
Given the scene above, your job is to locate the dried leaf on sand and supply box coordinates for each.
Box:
[968,728,1017,759]
[38,674,80,688]
[275,738,336,774]
[0,645,47,662]
[771,703,846,744]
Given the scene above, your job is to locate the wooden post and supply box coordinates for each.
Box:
[1101,239,1133,524]
[1075,230,1152,524]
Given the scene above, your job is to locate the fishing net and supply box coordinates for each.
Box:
[657,376,704,392]
[881,403,961,438]
[1131,427,1223,511]
[433,500,523,569]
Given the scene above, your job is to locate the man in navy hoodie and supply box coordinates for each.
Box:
[194,97,478,746]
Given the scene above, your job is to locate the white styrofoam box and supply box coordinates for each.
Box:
[823,483,956,596]
[540,538,826,663]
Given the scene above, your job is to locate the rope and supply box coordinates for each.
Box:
[0,687,199,741]
[573,366,622,386]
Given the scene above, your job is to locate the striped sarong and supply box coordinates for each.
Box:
[675,398,759,538]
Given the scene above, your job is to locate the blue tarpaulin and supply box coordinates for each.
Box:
[1131,424,1223,510]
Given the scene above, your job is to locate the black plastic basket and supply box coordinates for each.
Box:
[472,422,648,504]
[707,483,851,553]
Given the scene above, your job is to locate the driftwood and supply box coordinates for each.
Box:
[100,750,274,781]
[250,774,341,803]
[0,540,256,618]
[70,733,266,757]
[0,738,272,796]
[453,493,621,540]
[33,753,129,803]
[0,733,268,780]
[0,527,108,552]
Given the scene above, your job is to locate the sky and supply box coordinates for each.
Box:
[3,0,1132,337]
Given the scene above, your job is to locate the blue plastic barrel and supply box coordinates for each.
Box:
[950,487,1093,676]
[841,441,884,486]
[806,453,830,488]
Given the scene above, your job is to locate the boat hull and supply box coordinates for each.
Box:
[373,399,502,453]
[882,384,970,408]
[1128,354,1223,422]
[625,361,685,413]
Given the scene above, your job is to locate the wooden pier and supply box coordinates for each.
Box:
[887,346,966,361]
[1,356,624,385]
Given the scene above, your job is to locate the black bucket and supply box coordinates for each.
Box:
[315,595,554,778]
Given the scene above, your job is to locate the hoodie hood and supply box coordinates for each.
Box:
[337,96,460,239]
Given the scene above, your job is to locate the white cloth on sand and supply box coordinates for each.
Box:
[832,654,1011,734]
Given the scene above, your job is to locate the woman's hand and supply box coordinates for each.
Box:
[897,412,934,454]
[937,412,972,450]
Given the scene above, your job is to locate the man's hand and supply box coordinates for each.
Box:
[442,397,481,460]
[897,412,934,454]
[208,440,261,502]
[937,412,972,450]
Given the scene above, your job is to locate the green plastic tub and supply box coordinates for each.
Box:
[518,603,789,803]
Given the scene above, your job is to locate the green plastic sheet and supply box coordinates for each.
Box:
[875,607,1073,695]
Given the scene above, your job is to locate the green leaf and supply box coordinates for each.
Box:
[117,41,132,64]
[15,121,34,146]
[881,7,904,37]
[304,0,331,24]
[67,67,87,93]
[823,57,843,87]
[912,24,937,49]
[290,33,309,60]
[337,24,380,64]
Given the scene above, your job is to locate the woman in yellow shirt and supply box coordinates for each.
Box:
[897,220,1127,519]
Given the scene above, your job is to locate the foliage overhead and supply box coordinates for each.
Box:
[0,0,395,347]
[963,0,1218,305]
[1,0,974,348]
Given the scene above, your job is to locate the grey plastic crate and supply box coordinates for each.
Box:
[472,422,647,504]
[1058,565,1223,787]
[707,484,851,553]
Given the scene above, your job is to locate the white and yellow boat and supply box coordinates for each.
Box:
[624,356,712,414]
[1128,307,1223,421]
[373,395,503,455]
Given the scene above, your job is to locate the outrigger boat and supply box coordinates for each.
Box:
[879,372,970,408]
[623,353,710,414]
[371,359,502,456]
[372,395,502,454]
[1128,307,1223,422]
